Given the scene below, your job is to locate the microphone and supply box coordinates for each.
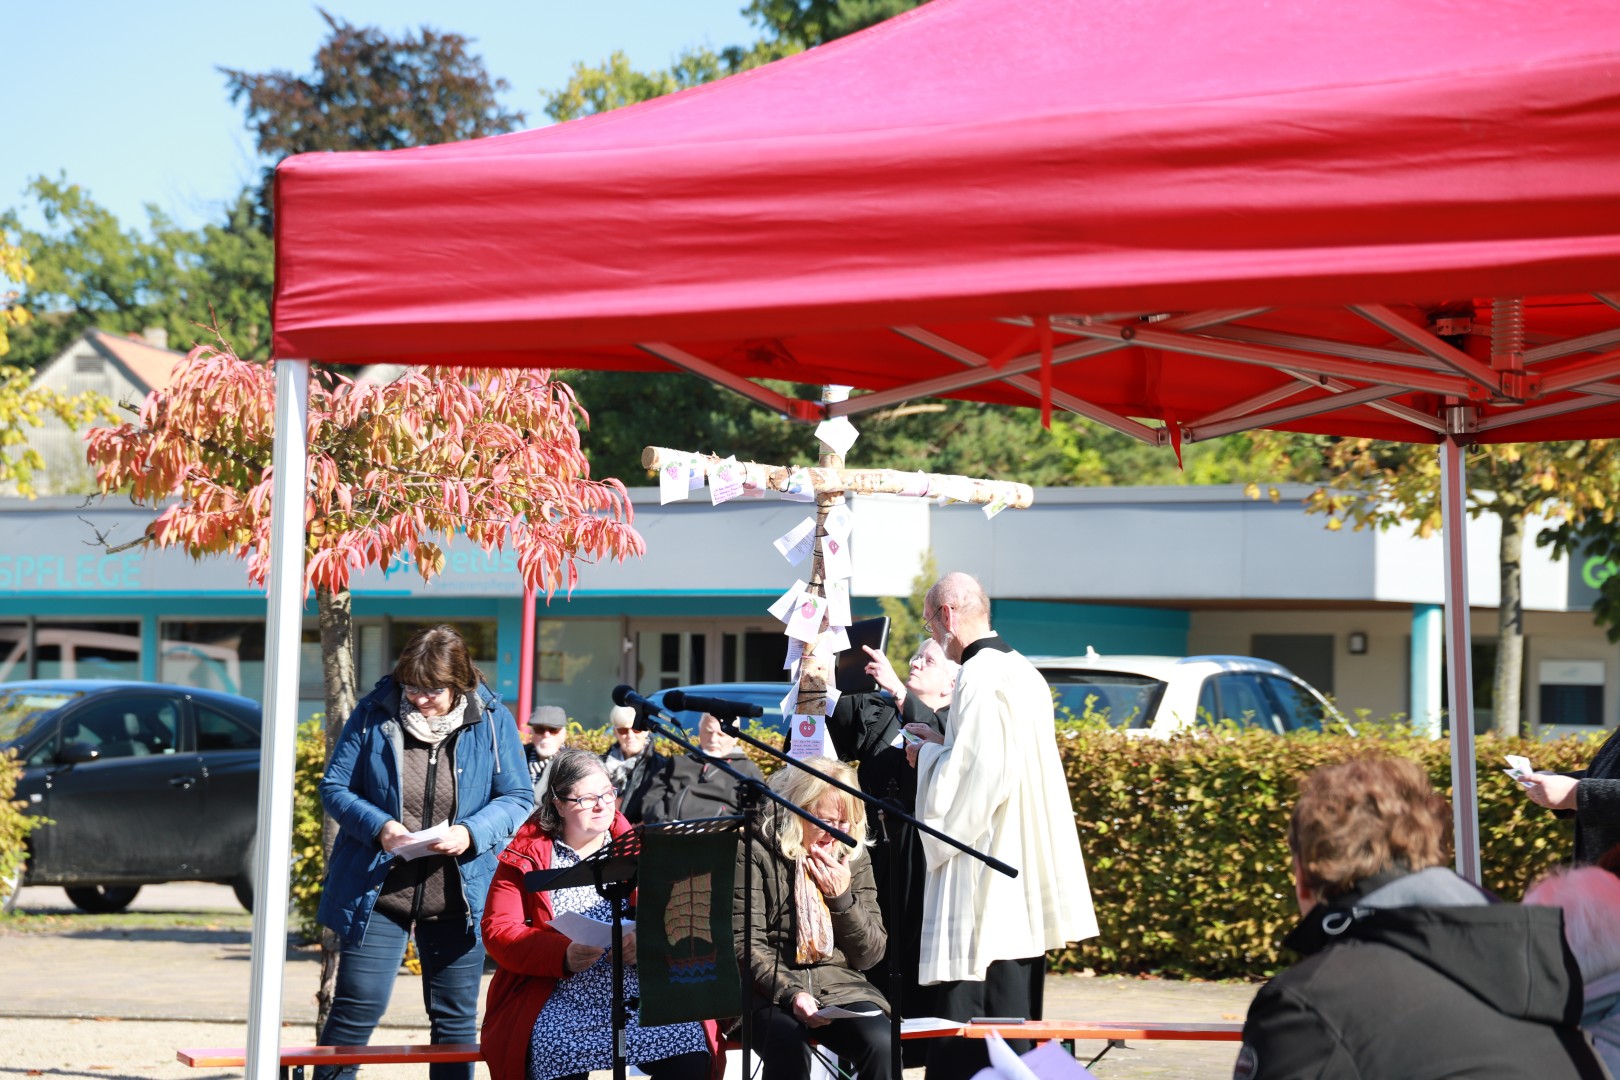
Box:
[662,690,764,721]
[611,685,671,732]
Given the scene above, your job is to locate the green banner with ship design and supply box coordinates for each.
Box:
[636,825,742,1025]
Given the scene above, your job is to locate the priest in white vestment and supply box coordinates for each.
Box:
[904,572,1098,1080]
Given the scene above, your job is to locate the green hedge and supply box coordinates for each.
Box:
[1054,725,1601,978]
[0,749,46,913]
[289,718,1597,980]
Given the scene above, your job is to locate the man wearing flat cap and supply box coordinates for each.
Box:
[524,705,568,800]
[601,704,667,823]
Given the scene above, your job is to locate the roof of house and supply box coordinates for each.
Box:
[85,329,184,393]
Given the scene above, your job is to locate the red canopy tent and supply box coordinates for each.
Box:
[246,0,1620,1074]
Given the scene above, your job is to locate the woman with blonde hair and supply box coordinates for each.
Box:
[735,757,891,1080]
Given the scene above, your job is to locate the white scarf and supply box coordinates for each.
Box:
[400,692,469,746]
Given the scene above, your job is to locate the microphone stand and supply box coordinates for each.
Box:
[629,699,856,1080]
[717,711,1018,1080]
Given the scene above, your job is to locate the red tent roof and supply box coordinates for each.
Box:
[272,0,1620,444]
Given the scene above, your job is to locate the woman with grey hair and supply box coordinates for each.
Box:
[481,748,714,1080]
[735,757,891,1080]
[1525,865,1620,1073]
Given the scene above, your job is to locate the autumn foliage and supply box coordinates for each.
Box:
[87,336,644,594]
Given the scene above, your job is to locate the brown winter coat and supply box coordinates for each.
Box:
[733,827,889,1013]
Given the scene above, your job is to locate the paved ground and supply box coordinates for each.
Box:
[1,884,1257,1080]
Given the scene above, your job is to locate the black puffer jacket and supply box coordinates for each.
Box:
[1567,725,1620,865]
[1236,867,1610,1080]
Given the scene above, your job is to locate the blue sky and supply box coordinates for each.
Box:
[2,1,757,232]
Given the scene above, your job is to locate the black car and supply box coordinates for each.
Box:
[0,679,261,913]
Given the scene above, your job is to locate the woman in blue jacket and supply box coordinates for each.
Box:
[316,624,533,1080]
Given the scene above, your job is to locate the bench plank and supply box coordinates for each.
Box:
[178,1045,484,1068]
[962,1021,1244,1042]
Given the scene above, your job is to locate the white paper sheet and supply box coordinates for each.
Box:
[814,1004,883,1020]
[785,592,829,642]
[708,456,744,505]
[788,713,827,760]
[768,580,809,622]
[816,415,861,457]
[901,1017,964,1035]
[391,820,453,862]
[774,517,818,566]
[658,459,691,504]
[825,579,853,627]
[548,911,636,950]
[823,503,855,541]
[822,533,854,580]
[781,466,817,502]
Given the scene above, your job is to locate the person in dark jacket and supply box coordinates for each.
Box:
[602,704,667,823]
[641,713,764,823]
[1235,755,1608,1080]
[736,756,891,1080]
[316,625,533,1080]
[829,640,954,1054]
[1523,727,1620,864]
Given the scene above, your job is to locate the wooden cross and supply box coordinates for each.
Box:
[640,437,1033,723]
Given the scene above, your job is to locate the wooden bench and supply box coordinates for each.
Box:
[178,1043,483,1080]
[180,1021,1242,1078]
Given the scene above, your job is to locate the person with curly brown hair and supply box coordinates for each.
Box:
[1234,755,1607,1080]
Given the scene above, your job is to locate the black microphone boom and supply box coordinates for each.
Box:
[662,690,764,721]
[611,684,665,713]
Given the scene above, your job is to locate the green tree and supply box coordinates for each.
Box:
[221,8,524,218]
[0,179,275,369]
[878,550,936,670]
[1254,434,1620,736]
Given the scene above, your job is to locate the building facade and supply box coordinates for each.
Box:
[2,484,1615,737]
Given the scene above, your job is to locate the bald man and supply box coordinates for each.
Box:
[904,572,1098,1080]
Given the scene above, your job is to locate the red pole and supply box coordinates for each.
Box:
[516,585,536,731]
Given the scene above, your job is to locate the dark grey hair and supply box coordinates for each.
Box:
[534,747,611,835]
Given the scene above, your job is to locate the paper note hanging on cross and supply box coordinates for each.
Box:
[773,517,817,565]
[825,579,853,628]
[785,592,828,643]
[658,459,691,504]
[815,415,860,457]
[709,456,744,504]
[823,503,855,542]
[783,636,805,670]
[822,532,853,580]
[787,714,827,760]
[768,580,809,622]
[781,467,816,502]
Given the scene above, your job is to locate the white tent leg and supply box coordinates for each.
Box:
[246,359,311,1080]
[1440,435,1481,884]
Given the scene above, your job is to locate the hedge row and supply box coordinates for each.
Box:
[284,718,1604,979]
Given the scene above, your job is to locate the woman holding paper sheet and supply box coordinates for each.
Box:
[316,624,534,1080]
[1522,726,1620,864]
[736,757,892,1080]
[481,749,716,1080]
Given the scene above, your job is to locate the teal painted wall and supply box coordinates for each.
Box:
[993,599,1189,657]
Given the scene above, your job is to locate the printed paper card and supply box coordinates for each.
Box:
[773,517,818,566]
[825,579,853,628]
[783,636,805,670]
[779,682,800,720]
[768,580,809,622]
[940,476,976,504]
[787,713,828,760]
[658,459,691,504]
[687,454,706,489]
[785,592,828,643]
[708,456,745,505]
[822,532,854,580]
[826,626,851,654]
[781,467,817,502]
[815,415,860,457]
[823,503,855,542]
[983,491,1011,520]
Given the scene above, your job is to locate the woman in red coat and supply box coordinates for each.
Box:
[482,749,718,1080]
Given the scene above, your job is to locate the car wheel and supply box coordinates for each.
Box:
[232,837,256,913]
[63,885,141,913]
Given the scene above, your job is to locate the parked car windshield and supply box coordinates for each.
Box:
[0,687,83,745]
[1043,670,1165,728]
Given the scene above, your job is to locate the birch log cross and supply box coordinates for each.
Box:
[640,442,1034,722]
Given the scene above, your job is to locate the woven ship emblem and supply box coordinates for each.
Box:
[663,871,718,983]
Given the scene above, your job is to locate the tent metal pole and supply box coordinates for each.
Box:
[245,359,311,1080]
[1440,434,1481,884]
[517,586,536,727]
